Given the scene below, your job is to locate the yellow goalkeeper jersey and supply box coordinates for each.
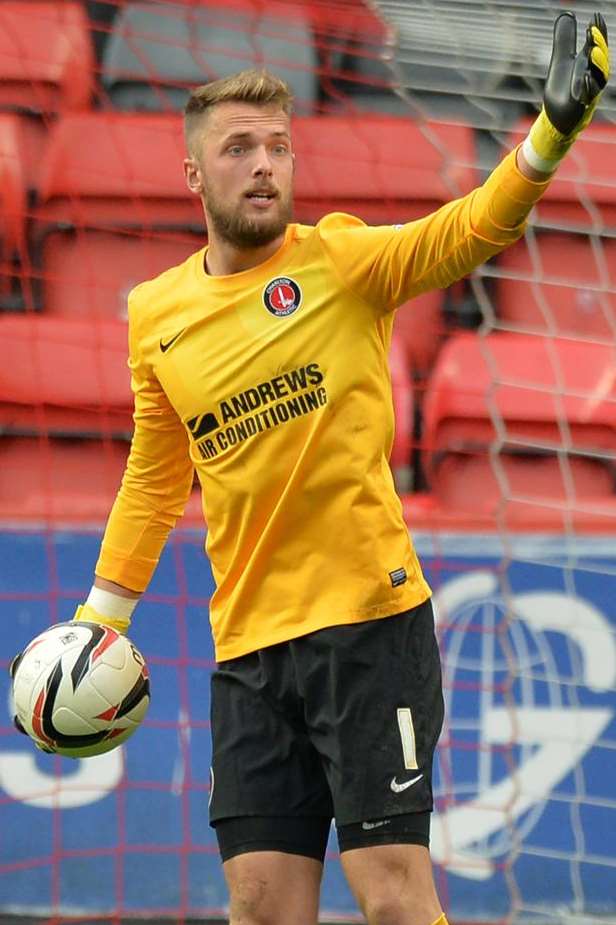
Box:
[96,148,550,661]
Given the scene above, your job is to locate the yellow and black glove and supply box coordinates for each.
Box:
[73,602,131,635]
[524,11,610,172]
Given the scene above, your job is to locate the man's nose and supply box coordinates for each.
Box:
[252,146,273,177]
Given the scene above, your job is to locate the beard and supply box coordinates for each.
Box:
[204,186,293,248]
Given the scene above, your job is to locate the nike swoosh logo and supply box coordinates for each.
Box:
[362,818,391,831]
[159,329,185,353]
[390,773,423,794]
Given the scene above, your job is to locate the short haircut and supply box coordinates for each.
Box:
[184,69,293,153]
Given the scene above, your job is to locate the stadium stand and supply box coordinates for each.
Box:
[291,116,476,223]
[495,230,616,340]
[32,112,202,318]
[322,34,502,123]
[0,314,207,522]
[0,315,132,435]
[373,0,616,129]
[0,2,94,188]
[0,435,131,522]
[422,331,616,514]
[101,0,318,113]
[0,315,133,521]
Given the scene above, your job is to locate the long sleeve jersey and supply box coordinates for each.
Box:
[96,148,551,661]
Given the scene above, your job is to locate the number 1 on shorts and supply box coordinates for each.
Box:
[397,707,419,770]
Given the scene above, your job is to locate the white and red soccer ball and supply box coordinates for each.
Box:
[10,622,150,758]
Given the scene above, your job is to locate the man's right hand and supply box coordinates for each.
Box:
[73,602,131,634]
[72,577,142,634]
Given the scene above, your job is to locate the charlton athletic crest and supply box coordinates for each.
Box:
[263,277,302,317]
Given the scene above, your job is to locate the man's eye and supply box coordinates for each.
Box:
[228,145,244,156]
[273,144,289,155]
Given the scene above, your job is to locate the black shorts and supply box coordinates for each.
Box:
[209,598,444,862]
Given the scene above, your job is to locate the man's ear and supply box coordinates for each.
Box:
[184,157,204,195]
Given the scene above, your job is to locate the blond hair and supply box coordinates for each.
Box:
[184,69,293,153]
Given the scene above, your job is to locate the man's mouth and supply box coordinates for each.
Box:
[245,190,277,202]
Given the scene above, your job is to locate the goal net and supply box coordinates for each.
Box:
[0,0,615,922]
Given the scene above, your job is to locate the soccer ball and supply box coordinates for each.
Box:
[10,621,150,759]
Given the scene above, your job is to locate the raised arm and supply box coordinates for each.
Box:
[318,11,609,311]
[424,9,610,291]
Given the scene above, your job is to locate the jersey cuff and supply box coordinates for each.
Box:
[95,548,155,594]
[470,147,552,243]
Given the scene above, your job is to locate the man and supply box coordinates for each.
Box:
[13,11,609,925]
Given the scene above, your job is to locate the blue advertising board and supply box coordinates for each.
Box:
[1,529,614,921]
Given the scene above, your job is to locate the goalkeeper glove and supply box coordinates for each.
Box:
[73,601,131,634]
[523,11,610,173]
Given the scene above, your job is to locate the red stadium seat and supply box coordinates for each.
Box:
[422,332,616,509]
[0,314,135,521]
[0,315,132,436]
[0,315,208,524]
[33,112,203,318]
[430,451,614,512]
[495,231,616,341]
[0,116,27,254]
[494,121,616,339]
[0,114,29,307]
[0,2,94,187]
[37,227,201,321]
[36,113,195,227]
[389,330,414,490]
[0,436,130,522]
[393,291,445,377]
[0,434,206,524]
[293,117,477,223]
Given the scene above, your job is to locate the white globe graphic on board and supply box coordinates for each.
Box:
[429,572,615,880]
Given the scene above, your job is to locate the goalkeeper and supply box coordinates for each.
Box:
[15,11,609,925]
